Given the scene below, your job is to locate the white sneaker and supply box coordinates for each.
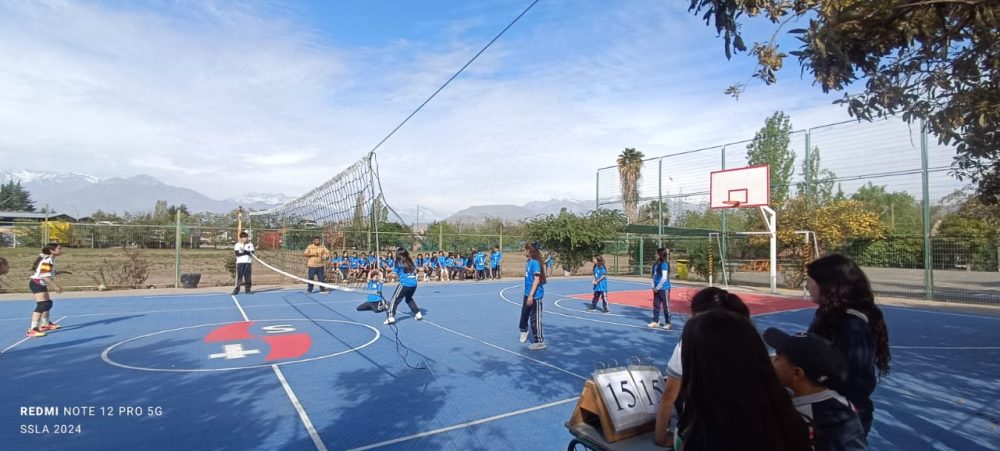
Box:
[662,323,672,330]
[384,316,396,325]
[647,321,659,328]
[529,342,546,350]
[415,312,423,320]
[519,331,528,343]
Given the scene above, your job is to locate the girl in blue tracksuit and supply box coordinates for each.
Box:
[589,255,609,312]
[518,242,547,350]
[649,247,671,329]
[385,248,422,325]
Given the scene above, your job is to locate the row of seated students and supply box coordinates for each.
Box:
[326,248,504,283]
[653,254,888,451]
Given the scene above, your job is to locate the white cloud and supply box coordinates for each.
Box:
[1,0,859,214]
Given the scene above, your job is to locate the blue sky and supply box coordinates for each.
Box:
[0,0,860,212]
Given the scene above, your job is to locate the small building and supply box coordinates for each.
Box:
[0,211,76,226]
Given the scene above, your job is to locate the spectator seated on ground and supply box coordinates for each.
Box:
[764,328,868,451]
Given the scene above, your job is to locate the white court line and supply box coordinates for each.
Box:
[423,319,588,381]
[552,298,630,318]
[346,396,579,451]
[230,294,250,321]
[498,286,680,333]
[892,346,1000,350]
[882,306,1000,321]
[0,301,352,323]
[1,316,67,355]
[229,295,328,451]
[273,364,329,451]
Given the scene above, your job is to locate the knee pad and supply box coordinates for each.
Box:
[34,300,53,313]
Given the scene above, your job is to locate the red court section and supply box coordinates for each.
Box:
[570,287,814,316]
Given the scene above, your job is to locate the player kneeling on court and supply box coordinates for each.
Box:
[27,243,64,338]
[357,270,387,313]
[764,328,868,451]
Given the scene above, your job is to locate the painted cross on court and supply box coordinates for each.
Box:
[203,321,313,362]
[209,343,261,360]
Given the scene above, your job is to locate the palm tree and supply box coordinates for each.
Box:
[617,148,645,224]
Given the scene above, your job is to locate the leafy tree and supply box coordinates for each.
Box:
[0,180,35,211]
[689,0,1000,204]
[90,210,123,223]
[778,196,884,287]
[796,146,840,206]
[617,148,645,224]
[851,183,922,235]
[637,200,670,226]
[933,191,1000,270]
[746,111,795,205]
[524,209,626,273]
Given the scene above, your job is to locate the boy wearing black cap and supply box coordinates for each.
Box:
[764,328,868,451]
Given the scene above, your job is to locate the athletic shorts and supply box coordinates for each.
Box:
[29,280,48,294]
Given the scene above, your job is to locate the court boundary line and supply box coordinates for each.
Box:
[346,396,580,451]
[230,294,329,451]
[0,299,368,322]
[0,316,67,355]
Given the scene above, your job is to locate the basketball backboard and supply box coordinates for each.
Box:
[709,165,770,209]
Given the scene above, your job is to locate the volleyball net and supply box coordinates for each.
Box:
[247,153,417,294]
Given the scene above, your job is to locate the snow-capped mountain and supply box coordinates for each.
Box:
[1,170,292,216]
[225,193,297,206]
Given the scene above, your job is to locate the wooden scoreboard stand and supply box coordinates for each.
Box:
[566,363,667,448]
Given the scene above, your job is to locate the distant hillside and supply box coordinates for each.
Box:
[446,205,538,223]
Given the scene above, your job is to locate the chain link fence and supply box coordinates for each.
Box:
[597,118,999,305]
[0,221,531,293]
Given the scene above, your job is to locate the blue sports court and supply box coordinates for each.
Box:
[1,278,998,450]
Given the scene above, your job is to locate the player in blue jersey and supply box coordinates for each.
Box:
[518,242,547,350]
[385,248,422,325]
[473,249,486,281]
[649,247,672,329]
[437,251,449,281]
[488,247,500,279]
[356,269,387,312]
[588,255,609,313]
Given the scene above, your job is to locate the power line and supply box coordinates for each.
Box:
[365,0,543,157]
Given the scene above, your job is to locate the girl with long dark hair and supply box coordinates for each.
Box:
[806,254,890,435]
[384,248,422,325]
[654,287,750,446]
[518,241,547,350]
[588,255,609,313]
[649,247,672,329]
[676,310,812,451]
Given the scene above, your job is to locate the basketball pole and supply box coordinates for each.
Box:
[760,206,777,294]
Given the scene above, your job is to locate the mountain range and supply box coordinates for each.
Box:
[1,170,295,217]
[1,170,593,223]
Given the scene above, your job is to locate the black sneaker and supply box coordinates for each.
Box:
[603,308,609,313]
[231,288,240,295]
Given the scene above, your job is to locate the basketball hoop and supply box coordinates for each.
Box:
[722,200,741,208]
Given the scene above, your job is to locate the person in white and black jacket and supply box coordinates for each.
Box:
[233,232,254,295]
